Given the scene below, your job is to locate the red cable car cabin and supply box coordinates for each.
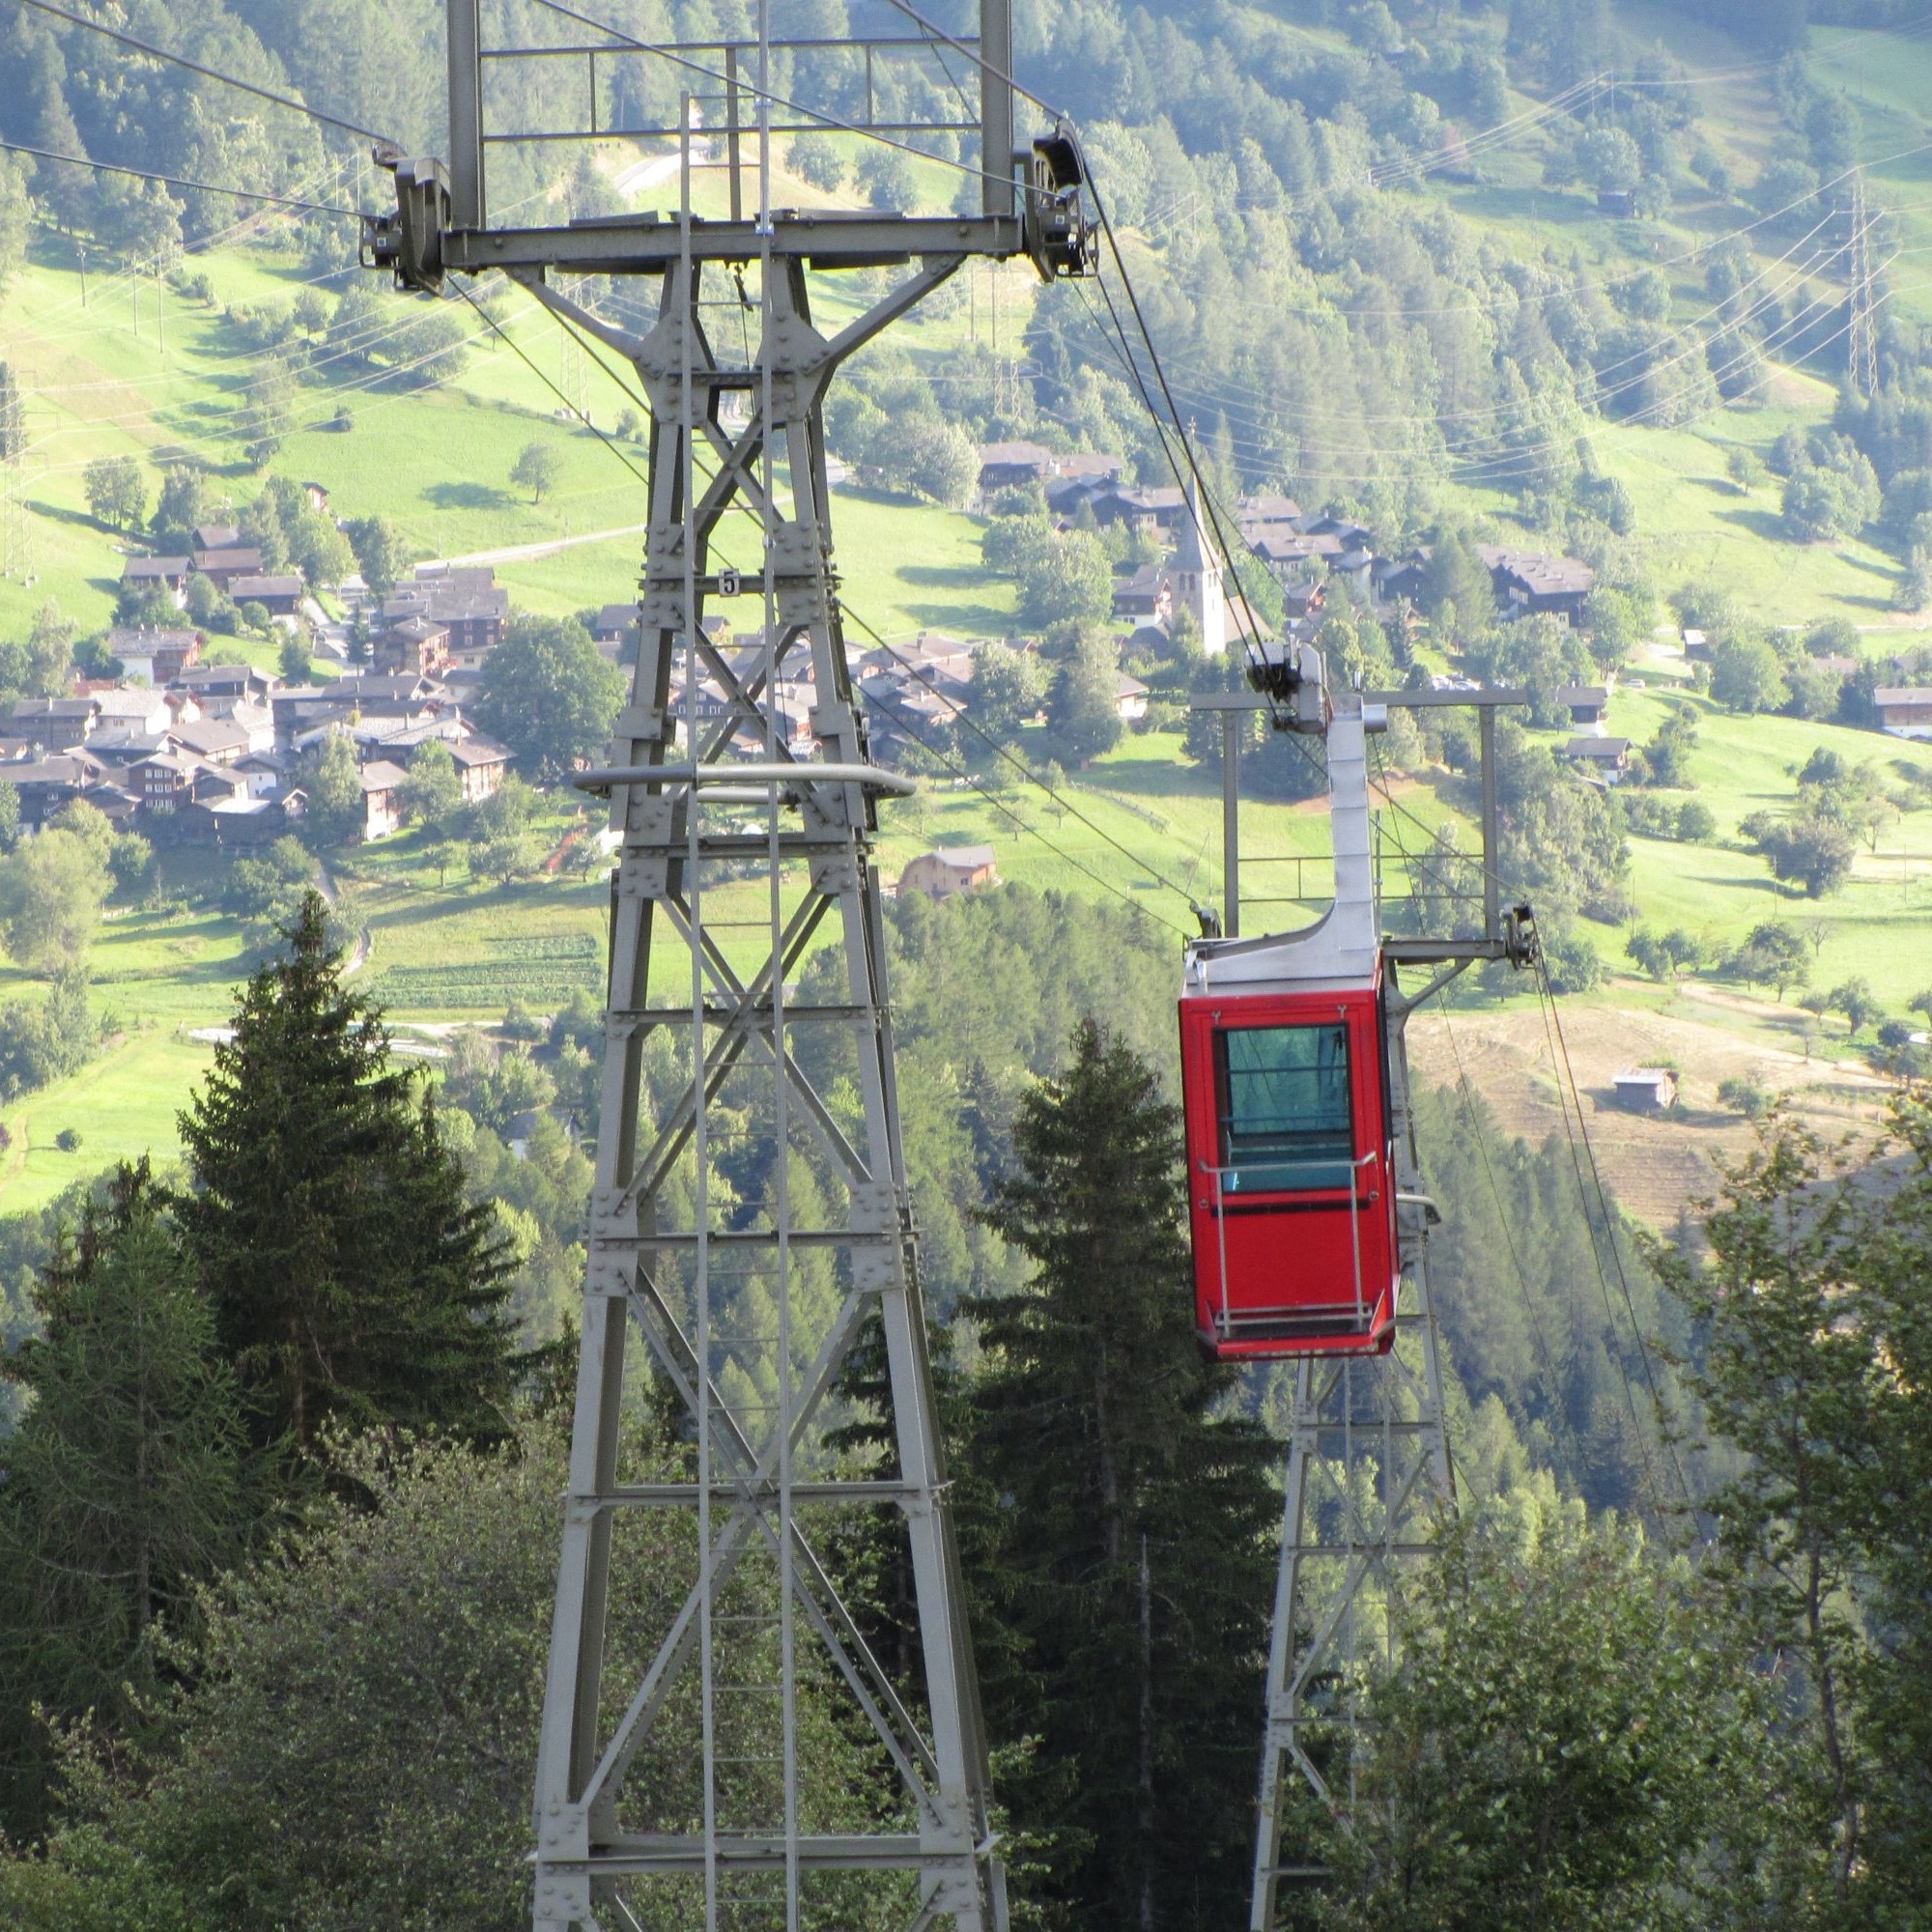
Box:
[1179,692,1401,1358]
[1179,966,1398,1357]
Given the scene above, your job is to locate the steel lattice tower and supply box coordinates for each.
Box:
[1850,169,1880,398]
[362,6,1091,1925]
[1248,987,1456,1924]
[526,222,1007,1932]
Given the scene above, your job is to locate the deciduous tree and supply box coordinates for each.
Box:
[0,1424,895,1932]
[1043,627,1122,766]
[973,644,1045,744]
[81,455,145,531]
[1652,1107,1932,1913]
[295,727,363,846]
[343,512,405,592]
[1313,1502,1827,1932]
[510,440,559,503]
[475,614,623,782]
[0,826,109,972]
[1017,527,1113,631]
[397,738,463,834]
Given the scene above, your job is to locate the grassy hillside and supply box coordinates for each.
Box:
[8,10,1932,1228]
[0,210,1023,644]
[0,743,1333,1208]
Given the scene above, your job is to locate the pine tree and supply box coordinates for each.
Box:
[175,893,519,1452]
[962,1021,1279,1931]
[0,1161,250,1836]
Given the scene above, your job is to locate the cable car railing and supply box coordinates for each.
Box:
[1199,1147,1381,1348]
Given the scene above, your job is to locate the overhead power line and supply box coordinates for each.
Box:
[852,678,1189,934]
[837,603,1203,916]
[498,281,1200,926]
[450,281,654,493]
[1361,752,1700,1529]
[9,0,399,150]
[1534,957,1700,1523]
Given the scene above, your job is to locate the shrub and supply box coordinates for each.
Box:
[1716,1075,1771,1120]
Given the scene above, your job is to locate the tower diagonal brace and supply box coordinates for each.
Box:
[529,251,1006,1932]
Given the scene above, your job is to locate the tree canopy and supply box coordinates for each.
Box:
[475,613,624,782]
[174,894,520,1452]
[965,1021,1278,1927]
[0,1163,252,1838]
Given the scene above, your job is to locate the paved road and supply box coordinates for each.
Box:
[425,523,649,570]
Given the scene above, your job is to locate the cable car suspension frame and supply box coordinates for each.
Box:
[1184,653,1537,1926]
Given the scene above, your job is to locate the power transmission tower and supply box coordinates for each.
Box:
[0,475,26,581]
[1189,679,1536,1928]
[560,323,587,422]
[364,9,1092,1929]
[1850,169,1879,398]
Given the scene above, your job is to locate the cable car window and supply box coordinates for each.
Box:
[1216,1024,1354,1194]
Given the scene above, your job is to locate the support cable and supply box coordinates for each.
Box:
[845,0,1929,355]
[871,0,1070,123]
[1431,985,1588,1473]
[1061,282,1903,488]
[1535,953,1700,1524]
[838,605,1205,913]
[1525,961,1670,1520]
[503,280,1203,923]
[1072,215,1286,723]
[0,136,358,214]
[1363,751,1697,1529]
[8,0,401,149]
[1072,237,1858,474]
[451,281,655,492]
[853,681,1187,934]
[1131,136,1932,326]
[1093,208,1844,436]
[1370,748,1589,1474]
[1072,271,1289,742]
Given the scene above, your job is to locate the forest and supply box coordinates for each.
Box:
[0,883,1926,1928]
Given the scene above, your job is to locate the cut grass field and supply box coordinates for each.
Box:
[10,650,1932,1213]
[0,199,1019,646]
[0,737,1331,1210]
[1564,668,1932,1007]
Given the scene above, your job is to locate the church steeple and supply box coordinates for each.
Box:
[1172,470,1226,657]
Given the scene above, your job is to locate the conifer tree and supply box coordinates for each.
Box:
[0,1161,249,1836]
[176,893,518,1452]
[963,1020,1278,1931]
